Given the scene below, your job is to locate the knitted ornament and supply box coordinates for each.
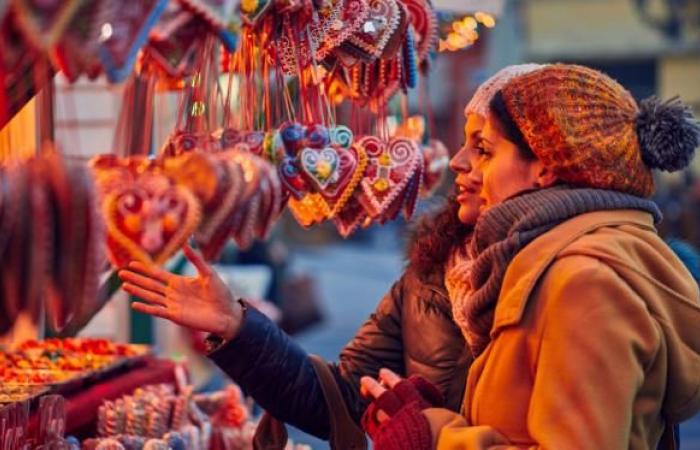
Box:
[637,96,700,172]
[464,63,544,117]
[499,64,699,197]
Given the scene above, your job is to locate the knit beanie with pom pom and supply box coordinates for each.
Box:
[496,64,700,197]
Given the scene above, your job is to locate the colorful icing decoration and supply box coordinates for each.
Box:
[357,136,421,218]
[103,173,201,268]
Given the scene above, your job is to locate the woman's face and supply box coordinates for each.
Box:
[449,113,485,225]
[473,113,546,210]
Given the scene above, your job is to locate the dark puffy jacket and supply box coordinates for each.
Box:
[208,201,473,439]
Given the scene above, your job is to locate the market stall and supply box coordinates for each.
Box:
[0,0,498,448]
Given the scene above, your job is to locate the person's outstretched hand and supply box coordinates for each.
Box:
[118,245,244,341]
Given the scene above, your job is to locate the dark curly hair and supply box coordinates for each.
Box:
[406,196,473,281]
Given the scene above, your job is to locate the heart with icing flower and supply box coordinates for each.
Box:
[103,173,201,268]
[357,136,421,218]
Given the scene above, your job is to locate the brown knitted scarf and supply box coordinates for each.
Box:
[463,186,662,357]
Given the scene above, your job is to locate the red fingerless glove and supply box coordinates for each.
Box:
[361,376,444,450]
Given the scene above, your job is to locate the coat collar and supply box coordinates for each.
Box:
[491,209,657,335]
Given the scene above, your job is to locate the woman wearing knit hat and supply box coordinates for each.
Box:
[118,66,541,446]
[361,64,700,450]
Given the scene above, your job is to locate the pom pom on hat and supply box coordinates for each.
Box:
[637,96,700,172]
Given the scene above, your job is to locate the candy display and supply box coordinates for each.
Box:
[0,338,149,389]
[87,383,311,450]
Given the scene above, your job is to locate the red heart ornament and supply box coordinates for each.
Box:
[332,193,367,238]
[193,160,246,262]
[314,0,369,60]
[97,0,168,82]
[343,0,404,62]
[421,139,449,197]
[399,0,437,63]
[103,173,201,268]
[319,144,367,217]
[358,136,420,218]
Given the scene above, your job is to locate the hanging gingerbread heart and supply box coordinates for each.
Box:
[262,129,285,163]
[315,0,368,60]
[103,173,201,267]
[12,0,82,51]
[329,125,354,149]
[402,152,422,220]
[178,0,238,50]
[307,143,367,217]
[280,121,306,156]
[144,10,205,80]
[41,153,103,332]
[161,130,216,156]
[421,139,448,197]
[332,193,366,237]
[223,150,265,250]
[278,156,310,200]
[50,0,104,82]
[342,0,402,62]
[214,127,242,149]
[233,131,266,155]
[299,146,340,190]
[399,0,437,63]
[254,157,284,239]
[2,163,51,328]
[97,0,169,82]
[162,153,243,247]
[304,123,331,149]
[193,159,245,262]
[358,136,420,218]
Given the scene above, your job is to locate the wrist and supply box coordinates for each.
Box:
[219,298,246,341]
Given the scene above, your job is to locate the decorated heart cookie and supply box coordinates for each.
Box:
[332,193,366,238]
[193,160,245,262]
[357,136,420,218]
[103,173,201,267]
[278,155,310,200]
[421,139,448,197]
[299,146,340,190]
[399,0,437,63]
[314,0,369,60]
[97,0,169,82]
[329,125,354,149]
[313,144,367,217]
[343,0,402,62]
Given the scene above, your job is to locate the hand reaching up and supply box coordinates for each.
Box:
[118,245,244,340]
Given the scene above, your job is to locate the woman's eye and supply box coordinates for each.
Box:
[476,146,490,157]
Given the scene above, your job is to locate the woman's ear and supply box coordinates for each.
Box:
[533,162,558,188]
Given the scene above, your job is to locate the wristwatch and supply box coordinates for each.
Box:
[204,298,247,353]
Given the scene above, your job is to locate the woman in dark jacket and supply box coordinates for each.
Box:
[117,65,543,440]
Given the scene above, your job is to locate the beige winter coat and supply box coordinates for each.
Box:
[425,209,700,450]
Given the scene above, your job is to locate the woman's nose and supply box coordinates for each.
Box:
[449,147,472,173]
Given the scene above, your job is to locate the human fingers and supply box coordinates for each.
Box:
[183,245,213,277]
[360,376,387,400]
[131,302,174,321]
[127,261,173,283]
[122,283,168,306]
[378,368,403,389]
[118,270,168,294]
